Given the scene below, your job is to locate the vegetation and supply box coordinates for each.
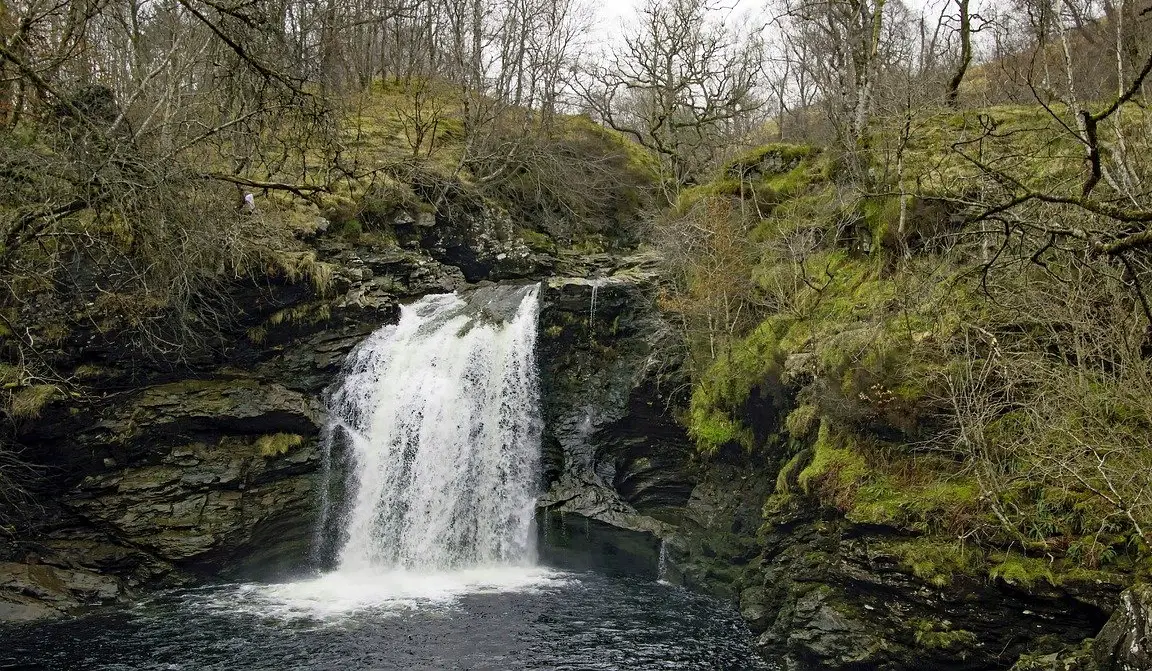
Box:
[645,0,1152,596]
[255,433,304,458]
[912,620,979,650]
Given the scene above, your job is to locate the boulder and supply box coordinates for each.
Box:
[1094,582,1152,671]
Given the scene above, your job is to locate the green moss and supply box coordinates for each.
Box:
[885,104,1110,198]
[775,449,813,495]
[885,538,980,587]
[658,100,1152,580]
[988,554,1057,588]
[677,144,823,217]
[848,476,982,534]
[560,113,661,182]
[761,492,794,518]
[751,166,816,206]
[357,181,421,227]
[796,421,868,501]
[784,404,819,438]
[688,406,747,453]
[255,433,304,457]
[912,619,979,649]
[688,317,792,453]
[861,196,903,251]
[673,179,744,214]
[0,364,24,387]
[358,230,399,249]
[1011,639,1095,671]
[8,384,59,420]
[517,228,557,254]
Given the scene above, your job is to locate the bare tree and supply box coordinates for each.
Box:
[777,0,896,154]
[575,0,764,193]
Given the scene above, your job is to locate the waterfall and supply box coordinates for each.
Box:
[245,283,564,617]
[589,280,599,329]
[656,540,668,583]
[324,283,543,572]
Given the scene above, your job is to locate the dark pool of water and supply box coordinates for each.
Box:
[0,570,771,671]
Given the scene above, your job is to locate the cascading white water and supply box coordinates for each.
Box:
[246,283,567,617]
[328,284,543,571]
[657,540,670,584]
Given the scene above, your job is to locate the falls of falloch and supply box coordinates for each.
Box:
[0,283,767,670]
[264,284,563,611]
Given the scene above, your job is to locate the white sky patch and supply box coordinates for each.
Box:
[587,0,977,50]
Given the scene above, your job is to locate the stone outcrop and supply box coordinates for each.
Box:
[536,253,693,548]
[1,379,327,618]
[1092,583,1152,671]
[405,178,553,281]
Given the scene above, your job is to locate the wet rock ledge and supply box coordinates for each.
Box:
[536,253,693,549]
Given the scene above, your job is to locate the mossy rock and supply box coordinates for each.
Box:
[722,143,816,180]
[687,316,793,454]
[775,448,813,496]
[882,538,982,587]
[912,619,979,650]
[7,384,60,420]
[516,228,557,255]
[847,475,983,535]
[784,404,819,438]
[989,553,1058,588]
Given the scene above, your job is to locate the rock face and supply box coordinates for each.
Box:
[535,254,694,551]
[65,380,323,576]
[405,179,553,281]
[1,378,327,618]
[751,510,1112,670]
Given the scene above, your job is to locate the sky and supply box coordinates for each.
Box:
[588,0,953,48]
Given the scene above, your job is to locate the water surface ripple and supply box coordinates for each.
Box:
[1,571,770,670]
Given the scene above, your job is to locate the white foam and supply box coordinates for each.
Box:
[208,567,573,620]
